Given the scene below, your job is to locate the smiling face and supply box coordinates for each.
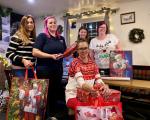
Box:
[77,41,89,59]
[98,24,107,35]
[47,18,57,32]
[79,29,88,39]
[25,17,35,33]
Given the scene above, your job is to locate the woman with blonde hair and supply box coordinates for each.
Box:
[6,15,36,77]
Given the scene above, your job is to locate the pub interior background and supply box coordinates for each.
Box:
[0,0,150,120]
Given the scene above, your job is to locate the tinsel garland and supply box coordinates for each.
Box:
[129,28,145,43]
[0,55,11,69]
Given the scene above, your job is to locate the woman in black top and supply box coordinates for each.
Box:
[6,15,36,77]
[32,16,67,119]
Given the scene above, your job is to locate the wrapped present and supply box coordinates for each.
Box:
[77,86,121,103]
[76,88,90,102]
[103,89,121,102]
[93,84,121,102]
[63,42,77,57]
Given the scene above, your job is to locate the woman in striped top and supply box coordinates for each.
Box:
[6,15,36,77]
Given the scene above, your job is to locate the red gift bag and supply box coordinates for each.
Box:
[6,67,49,120]
[76,97,123,120]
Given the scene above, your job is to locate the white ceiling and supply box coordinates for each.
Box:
[0,0,139,17]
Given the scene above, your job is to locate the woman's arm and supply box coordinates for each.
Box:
[6,37,23,64]
[32,48,58,60]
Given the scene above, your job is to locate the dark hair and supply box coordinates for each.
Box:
[97,21,109,34]
[76,39,89,48]
[57,25,63,35]
[77,26,89,42]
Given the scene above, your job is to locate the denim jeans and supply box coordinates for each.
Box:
[12,69,34,78]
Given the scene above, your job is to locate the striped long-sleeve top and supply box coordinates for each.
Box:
[6,35,36,67]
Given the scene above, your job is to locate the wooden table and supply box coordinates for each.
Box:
[103,79,150,89]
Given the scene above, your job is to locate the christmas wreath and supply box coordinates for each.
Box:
[129,28,145,43]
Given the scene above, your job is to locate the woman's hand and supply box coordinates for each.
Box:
[56,53,63,59]
[90,90,99,98]
[94,83,111,97]
[22,59,33,68]
[50,54,58,60]
[99,84,111,97]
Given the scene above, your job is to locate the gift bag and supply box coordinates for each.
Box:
[6,68,49,120]
[76,104,123,120]
[76,97,123,120]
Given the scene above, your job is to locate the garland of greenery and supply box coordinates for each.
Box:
[129,28,145,43]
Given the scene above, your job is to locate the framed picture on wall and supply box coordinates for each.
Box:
[120,12,135,25]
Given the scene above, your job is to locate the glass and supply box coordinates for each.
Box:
[77,47,88,51]
[99,26,106,29]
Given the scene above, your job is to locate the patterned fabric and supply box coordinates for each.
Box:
[6,35,35,67]
[89,34,119,69]
[65,57,104,103]
[69,57,99,80]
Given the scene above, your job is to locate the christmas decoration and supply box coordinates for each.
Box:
[63,7,119,19]
[0,90,9,112]
[0,55,11,69]
[129,28,145,43]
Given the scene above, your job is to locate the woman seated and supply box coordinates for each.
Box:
[65,40,110,110]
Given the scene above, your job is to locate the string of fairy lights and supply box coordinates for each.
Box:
[63,7,119,19]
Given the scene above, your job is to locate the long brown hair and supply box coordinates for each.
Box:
[77,26,89,42]
[15,15,36,45]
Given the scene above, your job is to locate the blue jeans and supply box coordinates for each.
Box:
[12,69,35,78]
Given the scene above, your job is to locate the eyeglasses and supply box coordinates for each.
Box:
[99,27,106,29]
[77,47,88,51]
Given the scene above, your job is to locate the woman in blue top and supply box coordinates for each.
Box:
[32,16,67,119]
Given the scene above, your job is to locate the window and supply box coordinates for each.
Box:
[82,21,99,42]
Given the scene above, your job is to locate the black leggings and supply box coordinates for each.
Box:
[36,66,66,118]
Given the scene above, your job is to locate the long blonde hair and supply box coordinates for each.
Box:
[15,15,36,45]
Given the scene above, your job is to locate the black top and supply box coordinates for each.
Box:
[6,35,35,67]
[33,33,67,68]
